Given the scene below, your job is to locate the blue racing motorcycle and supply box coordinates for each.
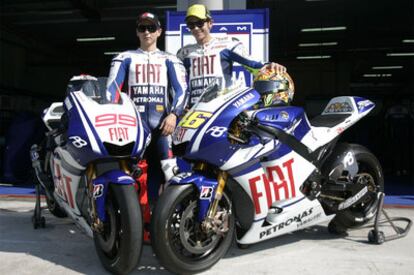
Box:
[31,75,151,274]
[151,74,384,274]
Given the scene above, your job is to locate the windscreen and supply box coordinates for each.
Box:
[198,81,245,104]
[67,77,118,104]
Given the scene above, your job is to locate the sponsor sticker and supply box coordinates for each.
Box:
[93,184,104,198]
[259,207,314,239]
[325,102,353,113]
[200,186,214,200]
[338,186,368,210]
[357,100,373,111]
[233,92,255,108]
[137,105,145,112]
[280,111,289,120]
[173,126,187,142]
[156,104,164,112]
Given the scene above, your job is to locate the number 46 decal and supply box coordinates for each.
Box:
[178,111,212,129]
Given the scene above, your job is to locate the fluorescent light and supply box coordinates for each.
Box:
[301,26,346,32]
[363,74,392,77]
[77,37,115,42]
[299,42,338,47]
[296,55,331,59]
[372,66,403,70]
[104,51,121,55]
[402,39,414,43]
[386,52,414,57]
[155,5,177,9]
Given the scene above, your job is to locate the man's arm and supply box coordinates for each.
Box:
[222,40,286,76]
[106,53,131,103]
[159,56,188,136]
[166,56,188,117]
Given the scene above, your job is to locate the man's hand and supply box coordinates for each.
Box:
[260,62,287,75]
[160,113,177,136]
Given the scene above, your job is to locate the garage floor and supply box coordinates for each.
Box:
[0,197,413,275]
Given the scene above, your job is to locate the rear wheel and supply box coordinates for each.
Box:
[329,144,384,231]
[151,185,234,274]
[94,184,142,275]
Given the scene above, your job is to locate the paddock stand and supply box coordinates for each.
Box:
[31,181,45,229]
[366,192,412,244]
[30,144,46,229]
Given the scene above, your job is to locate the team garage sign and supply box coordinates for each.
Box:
[165,8,269,87]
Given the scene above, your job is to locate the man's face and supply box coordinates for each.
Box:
[136,19,161,47]
[186,16,212,42]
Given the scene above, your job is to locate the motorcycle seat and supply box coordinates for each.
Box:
[301,113,352,151]
[309,114,351,128]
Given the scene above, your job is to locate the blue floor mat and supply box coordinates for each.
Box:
[384,195,414,206]
[383,175,414,205]
[0,184,37,195]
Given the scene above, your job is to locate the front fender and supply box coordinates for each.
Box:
[92,169,135,221]
[169,172,218,222]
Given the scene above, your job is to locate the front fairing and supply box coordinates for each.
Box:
[173,86,262,167]
[64,92,148,165]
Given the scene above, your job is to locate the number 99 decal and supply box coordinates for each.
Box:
[178,111,212,129]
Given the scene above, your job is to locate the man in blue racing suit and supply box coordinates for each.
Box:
[178,4,287,107]
[106,12,187,194]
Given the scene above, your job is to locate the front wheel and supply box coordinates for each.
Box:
[151,184,234,274]
[93,184,142,275]
[46,196,67,218]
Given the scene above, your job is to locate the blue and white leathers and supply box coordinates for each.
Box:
[177,36,264,107]
[107,49,188,130]
[106,49,188,185]
[169,85,377,244]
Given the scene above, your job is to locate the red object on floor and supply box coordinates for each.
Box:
[136,159,151,243]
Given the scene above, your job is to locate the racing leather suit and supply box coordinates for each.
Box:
[177,36,264,107]
[107,48,187,130]
[106,48,187,186]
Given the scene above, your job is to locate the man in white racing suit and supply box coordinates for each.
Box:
[177,4,287,107]
[106,12,187,192]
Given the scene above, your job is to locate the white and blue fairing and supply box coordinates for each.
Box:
[171,84,376,224]
[174,87,261,166]
[63,90,150,166]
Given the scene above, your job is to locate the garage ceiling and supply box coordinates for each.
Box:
[1,0,413,97]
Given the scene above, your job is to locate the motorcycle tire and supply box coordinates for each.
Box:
[330,144,384,230]
[94,184,142,275]
[46,196,67,218]
[151,184,235,275]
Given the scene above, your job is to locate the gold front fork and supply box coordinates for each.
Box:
[88,159,131,233]
[86,163,103,232]
[202,170,228,233]
[119,159,130,174]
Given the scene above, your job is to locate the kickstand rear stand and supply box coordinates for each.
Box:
[367,192,412,244]
[32,181,45,229]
